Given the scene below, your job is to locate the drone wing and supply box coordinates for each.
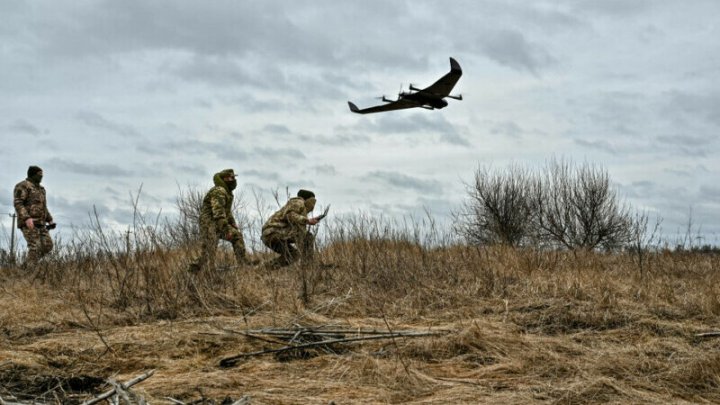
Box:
[347,99,420,114]
[415,57,463,98]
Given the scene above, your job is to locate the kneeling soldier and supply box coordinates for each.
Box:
[261,189,320,268]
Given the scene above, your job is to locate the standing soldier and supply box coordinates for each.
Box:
[189,169,251,273]
[14,166,55,267]
[261,189,320,268]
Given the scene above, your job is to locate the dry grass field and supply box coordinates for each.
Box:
[2,230,720,404]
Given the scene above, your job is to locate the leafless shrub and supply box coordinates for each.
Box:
[455,159,638,251]
[453,165,535,247]
[534,159,635,250]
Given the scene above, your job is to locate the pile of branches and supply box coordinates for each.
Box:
[219,325,450,367]
[0,370,153,405]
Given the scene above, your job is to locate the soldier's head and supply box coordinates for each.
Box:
[27,166,43,184]
[217,169,237,191]
[297,189,316,211]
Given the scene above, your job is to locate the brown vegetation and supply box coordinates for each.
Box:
[2,224,720,404]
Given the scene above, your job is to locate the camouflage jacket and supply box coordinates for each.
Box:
[199,173,237,232]
[14,179,53,228]
[262,197,309,236]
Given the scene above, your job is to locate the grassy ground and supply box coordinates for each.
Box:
[2,240,720,404]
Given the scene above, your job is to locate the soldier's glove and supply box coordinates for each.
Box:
[46,223,57,230]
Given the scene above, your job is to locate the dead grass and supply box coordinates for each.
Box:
[1,235,720,404]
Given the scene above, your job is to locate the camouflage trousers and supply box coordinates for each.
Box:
[20,226,53,266]
[190,222,247,272]
[261,229,314,267]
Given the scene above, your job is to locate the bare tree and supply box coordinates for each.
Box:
[453,165,535,246]
[533,159,634,250]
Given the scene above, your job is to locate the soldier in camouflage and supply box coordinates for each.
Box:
[14,166,55,266]
[189,169,250,272]
[261,189,320,267]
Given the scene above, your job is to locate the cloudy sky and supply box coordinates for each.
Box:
[1,0,719,247]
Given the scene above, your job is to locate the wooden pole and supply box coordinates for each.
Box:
[9,213,16,264]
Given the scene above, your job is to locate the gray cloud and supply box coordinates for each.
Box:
[137,139,249,161]
[76,111,141,138]
[363,171,443,195]
[656,134,712,147]
[298,133,371,146]
[575,139,617,155]
[168,162,207,176]
[216,145,251,161]
[242,169,280,182]
[262,124,292,135]
[574,0,653,16]
[490,121,524,138]
[617,180,658,199]
[663,164,709,178]
[26,1,352,66]
[222,94,292,113]
[310,165,337,176]
[663,90,720,127]
[654,134,713,157]
[700,185,720,203]
[362,113,470,147]
[479,29,556,76]
[6,119,43,136]
[45,158,135,178]
[253,147,305,159]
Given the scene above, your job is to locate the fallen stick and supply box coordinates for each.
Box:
[81,370,155,405]
[695,331,720,338]
[219,331,447,367]
[228,328,453,337]
[0,397,50,405]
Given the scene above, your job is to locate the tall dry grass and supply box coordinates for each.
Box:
[1,205,720,403]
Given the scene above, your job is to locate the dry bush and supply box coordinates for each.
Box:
[453,164,535,246]
[455,159,637,251]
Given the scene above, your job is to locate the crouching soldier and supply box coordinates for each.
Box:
[189,169,251,272]
[261,189,320,268]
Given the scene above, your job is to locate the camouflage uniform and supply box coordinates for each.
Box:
[14,177,54,265]
[261,196,315,267]
[189,169,248,272]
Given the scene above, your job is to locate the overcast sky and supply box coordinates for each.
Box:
[2,0,719,247]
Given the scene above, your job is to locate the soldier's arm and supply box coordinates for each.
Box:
[13,184,30,223]
[285,200,310,226]
[227,210,238,228]
[210,191,230,230]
